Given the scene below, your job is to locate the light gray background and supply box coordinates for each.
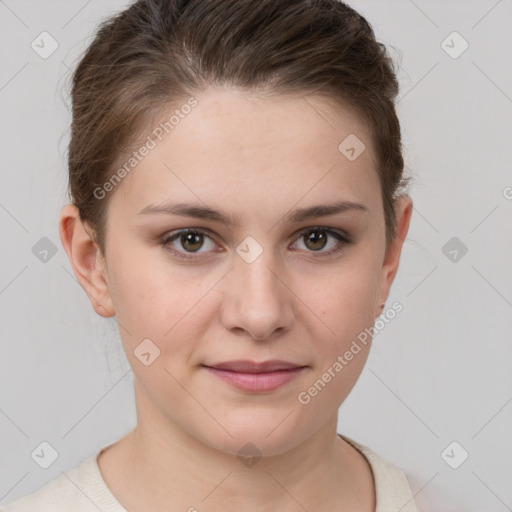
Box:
[1,1,511,510]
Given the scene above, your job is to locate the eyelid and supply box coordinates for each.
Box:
[161,226,218,242]
[294,225,349,242]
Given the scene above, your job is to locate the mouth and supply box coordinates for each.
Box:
[201,360,307,392]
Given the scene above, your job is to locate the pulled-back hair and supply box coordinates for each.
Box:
[67,0,410,255]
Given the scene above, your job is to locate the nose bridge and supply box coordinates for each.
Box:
[236,239,285,304]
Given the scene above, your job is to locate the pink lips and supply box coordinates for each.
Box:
[203,360,306,392]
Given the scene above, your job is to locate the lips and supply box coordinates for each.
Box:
[202,360,307,392]
[203,360,305,373]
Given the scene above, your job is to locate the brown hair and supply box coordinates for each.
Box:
[67,0,411,256]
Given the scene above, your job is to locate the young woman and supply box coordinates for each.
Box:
[1,0,417,510]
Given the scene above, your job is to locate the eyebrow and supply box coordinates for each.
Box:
[137,199,369,226]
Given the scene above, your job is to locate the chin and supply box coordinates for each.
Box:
[197,411,308,459]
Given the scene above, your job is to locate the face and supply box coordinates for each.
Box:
[82,87,406,456]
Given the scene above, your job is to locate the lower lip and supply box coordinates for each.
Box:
[203,366,305,392]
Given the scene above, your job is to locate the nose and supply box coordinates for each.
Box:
[219,248,295,341]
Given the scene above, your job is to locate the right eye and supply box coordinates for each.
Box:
[160,228,222,260]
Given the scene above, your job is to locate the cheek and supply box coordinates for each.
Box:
[296,271,377,411]
[306,259,380,344]
[107,245,208,350]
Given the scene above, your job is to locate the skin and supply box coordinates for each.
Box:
[59,86,412,512]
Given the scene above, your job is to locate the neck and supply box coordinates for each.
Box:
[98,384,375,512]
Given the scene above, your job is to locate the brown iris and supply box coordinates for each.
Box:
[181,232,204,252]
[304,230,328,251]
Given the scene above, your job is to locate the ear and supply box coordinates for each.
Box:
[375,195,413,318]
[58,203,115,318]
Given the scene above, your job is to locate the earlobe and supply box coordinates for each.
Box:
[58,204,115,318]
[374,195,413,318]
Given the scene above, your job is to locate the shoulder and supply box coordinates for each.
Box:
[0,452,122,512]
[339,434,419,512]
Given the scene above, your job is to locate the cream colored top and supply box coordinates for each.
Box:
[0,434,418,512]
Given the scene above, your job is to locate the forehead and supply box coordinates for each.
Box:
[108,86,380,217]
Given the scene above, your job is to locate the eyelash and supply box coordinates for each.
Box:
[160,226,352,261]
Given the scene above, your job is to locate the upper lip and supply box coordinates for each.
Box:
[203,360,305,373]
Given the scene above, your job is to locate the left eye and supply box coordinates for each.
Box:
[161,227,351,260]
[290,227,350,256]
